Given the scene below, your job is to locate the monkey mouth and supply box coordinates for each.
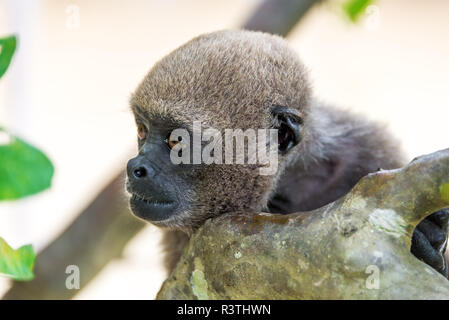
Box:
[129,193,178,222]
[132,193,174,206]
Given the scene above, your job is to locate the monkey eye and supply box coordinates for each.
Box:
[166,134,182,150]
[137,123,147,140]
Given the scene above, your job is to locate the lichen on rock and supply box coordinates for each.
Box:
[157,148,449,300]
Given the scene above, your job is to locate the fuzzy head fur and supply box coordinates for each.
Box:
[129,30,312,232]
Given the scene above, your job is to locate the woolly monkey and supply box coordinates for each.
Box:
[126,30,449,278]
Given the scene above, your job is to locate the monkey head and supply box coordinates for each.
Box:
[126,30,311,233]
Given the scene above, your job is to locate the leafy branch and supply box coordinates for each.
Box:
[0,35,54,281]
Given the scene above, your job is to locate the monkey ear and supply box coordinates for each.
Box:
[271,106,303,154]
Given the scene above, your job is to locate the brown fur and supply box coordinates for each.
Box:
[130,30,406,273]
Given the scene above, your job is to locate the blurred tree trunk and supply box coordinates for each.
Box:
[3,0,322,300]
[3,172,145,299]
[244,0,323,36]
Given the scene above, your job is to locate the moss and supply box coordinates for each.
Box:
[368,209,408,238]
[190,269,209,300]
[441,182,449,203]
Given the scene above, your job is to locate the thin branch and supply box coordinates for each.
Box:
[243,0,323,36]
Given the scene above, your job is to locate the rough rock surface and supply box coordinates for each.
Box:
[158,149,449,299]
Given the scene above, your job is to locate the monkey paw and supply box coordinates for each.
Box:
[411,208,449,278]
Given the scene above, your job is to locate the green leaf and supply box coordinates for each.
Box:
[0,128,54,201]
[0,35,17,79]
[343,0,374,22]
[0,237,35,281]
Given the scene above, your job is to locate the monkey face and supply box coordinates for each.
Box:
[126,30,309,231]
[126,116,193,224]
[125,109,272,229]
[125,105,304,231]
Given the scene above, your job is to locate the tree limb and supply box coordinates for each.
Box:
[158,149,449,299]
[243,0,323,36]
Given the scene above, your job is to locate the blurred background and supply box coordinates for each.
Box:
[0,0,448,299]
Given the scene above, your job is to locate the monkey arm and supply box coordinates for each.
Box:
[412,209,449,277]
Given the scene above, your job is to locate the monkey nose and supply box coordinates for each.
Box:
[133,167,147,178]
[127,157,156,180]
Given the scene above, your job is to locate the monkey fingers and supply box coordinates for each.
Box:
[418,216,448,253]
[411,225,449,278]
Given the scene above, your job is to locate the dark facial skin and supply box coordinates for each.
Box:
[126,112,194,223]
